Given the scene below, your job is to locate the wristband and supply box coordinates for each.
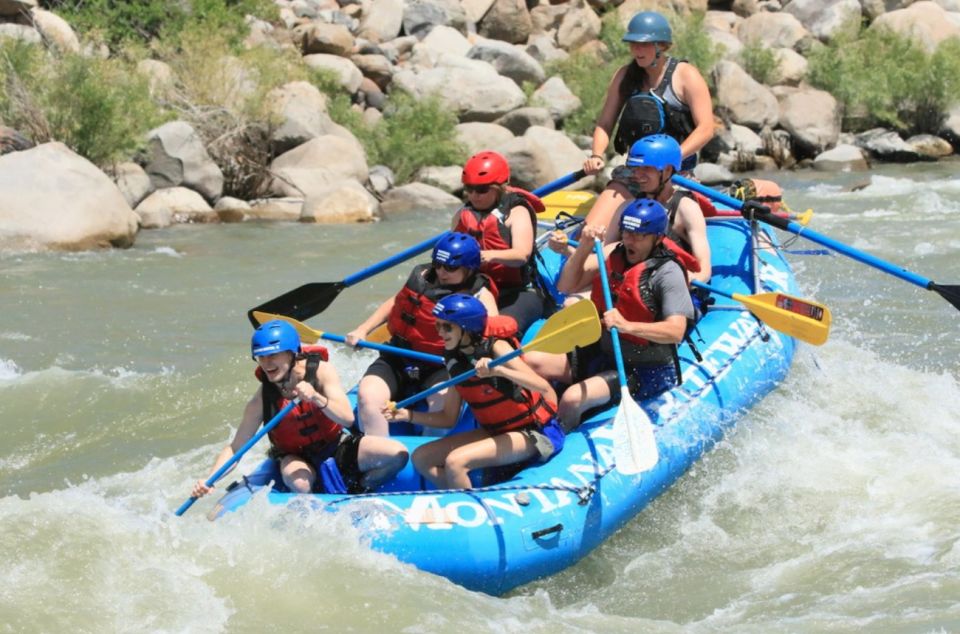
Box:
[590,154,604,160]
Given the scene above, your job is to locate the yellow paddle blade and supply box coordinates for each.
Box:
[539,190,595,220]
[366,323,390,344]
[251,311,324,344]
[523,299,601,355]
[731,291,832,346]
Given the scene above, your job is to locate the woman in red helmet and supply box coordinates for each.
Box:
[452,151,546,334]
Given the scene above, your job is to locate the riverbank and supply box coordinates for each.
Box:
[1,0,959,251]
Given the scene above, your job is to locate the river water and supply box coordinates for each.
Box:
[2,162,958,632]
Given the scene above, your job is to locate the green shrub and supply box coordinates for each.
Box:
[807,22,960,133]
[0,40,165,165]
[670,11,722,83]
[41,0,278,51]
[739,39,778,85]
[364,91,467,184]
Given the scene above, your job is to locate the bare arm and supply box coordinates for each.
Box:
[557,227,612,294]
[191,389,264,497]
[388,389,463,430]
[585,65,630,174]
[293,361,355,427]
[677,197,712,283]
[605,312,688,344]
[346,295,395,344]
[675,62,714,159]
[478,339,557,402]
[477,286,499,316]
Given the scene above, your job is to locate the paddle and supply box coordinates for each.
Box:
[390,299,601,411]
[691,281,832,346]
[252,311,444,365]
[247,170,589,326]
[593,239,659,475]
[673,174,960,313]
[175,398,299,517]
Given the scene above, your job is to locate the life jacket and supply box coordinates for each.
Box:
[453,188,543,292]
[590,239,699,348]
[255,345,343,455]
[387,263,495,355]
[614,57,696,154]
[445,316,557,434]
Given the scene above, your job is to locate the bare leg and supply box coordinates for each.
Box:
[441,430,536,489]
[584,182,632,244]
[357,436,409,489]
[523,350,572,384]
[558,375,613,431]
[356,374,391,436]
[280,455,316,493]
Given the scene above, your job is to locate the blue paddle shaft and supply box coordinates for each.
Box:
[691,279,733,300]
[338,170,586,290]
[672,174,935,290]
[394,347,524,410]
[593,239,628,389]
[319,333,443,365]
[175,398,300,517]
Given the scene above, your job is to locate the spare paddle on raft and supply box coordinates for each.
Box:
[673,174,960,313]
[388,298,601,412]
[247,170,588,326]
[691,281,832,346]
[252,311,444,365]
[593,239,659,475]
[175,399,299,517]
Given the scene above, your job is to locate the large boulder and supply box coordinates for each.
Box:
[519,126,592,190]
[358,0,404,42]
[777,87,841,156]
[478,0,532,44]
[143,121,224,202]
[135,187,216,229]
[31,8,80,53]
[557,5,602,50]
[265,81,336,154]
[391,58,526,121]
[402,0,467,38]
[812,144,869,171]
[736,11,809,49]
[782,0,861,42]
[0,143,138,250]
[295,21,354,56]
[466,38,546,86]
[713,60,780,130]
[112,162,154,208]
[380,182,461,214]
[854,128,934,162]
[301,181,380,223]
[871,1,960,53]
[269,135,369,198]
[530,76,581,123]
[455,121,516,155]
[303,54,364,93]
[905,134,954,158]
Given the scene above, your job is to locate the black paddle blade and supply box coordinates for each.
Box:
[246,282,346,327]
[930,283,960,312]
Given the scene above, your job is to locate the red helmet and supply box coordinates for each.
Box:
[462,151,510,186]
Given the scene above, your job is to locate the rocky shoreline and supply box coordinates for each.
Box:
[0,0,958,251]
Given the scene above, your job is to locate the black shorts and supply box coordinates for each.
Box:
[270,430,366,494]
[498,287,545,335]
[363,350,448,399]
[568,339,679,402]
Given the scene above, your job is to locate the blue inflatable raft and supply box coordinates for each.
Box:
[211,217,798,595]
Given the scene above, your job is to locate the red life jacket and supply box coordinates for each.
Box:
[453,188,542,291]
[445,316,557,434]
[255,345,343,455]
[590,239,699,347]
[387,263,495,356]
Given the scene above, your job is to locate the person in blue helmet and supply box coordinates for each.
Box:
[190,320,408,498]
[345,233,499,437]
[383,294,564,490]
[577,11,714,240]
[528,200,696,431]
[603,135,711,286]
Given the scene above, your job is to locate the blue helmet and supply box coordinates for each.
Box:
[620,199,669,237]
[432,293,487,334]
[625,134,682,171]
[623,11,672,44]
[251,319,300,359]
[432,232,481,270]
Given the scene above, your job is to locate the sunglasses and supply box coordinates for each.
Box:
[464,184,493,195]
[434,262,462,273]
[435,321,457,333]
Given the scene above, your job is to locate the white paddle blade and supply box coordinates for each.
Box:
[612,387,659,475]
